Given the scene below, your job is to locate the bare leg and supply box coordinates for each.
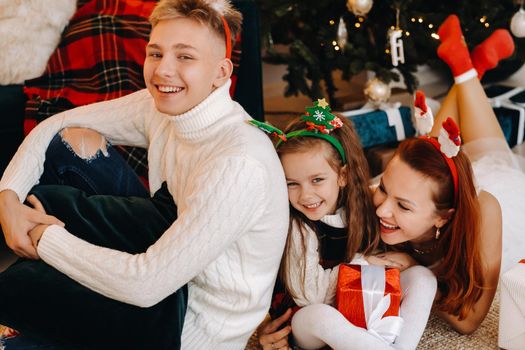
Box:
[433,13,507,144]
[454,78,505,143]
[430,80,505,144]
[430,85,459,138]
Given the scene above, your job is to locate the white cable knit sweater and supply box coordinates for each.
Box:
[0,81,289,349]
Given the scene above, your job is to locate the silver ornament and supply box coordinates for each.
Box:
[364,77,391,104]
[337,17,348,50]
[511,8,525,38]
[346,0,373,17]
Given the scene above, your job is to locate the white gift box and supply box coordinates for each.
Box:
[499,259,525,349]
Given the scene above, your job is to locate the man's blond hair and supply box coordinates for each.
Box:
[150,0,242,50]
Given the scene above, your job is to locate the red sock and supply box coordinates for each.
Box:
[437,15,473,78]
[437,14,461,42]
[471,29,515,79]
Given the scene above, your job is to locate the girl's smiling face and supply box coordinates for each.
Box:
[281,143,347,221]
[373,156,448,245]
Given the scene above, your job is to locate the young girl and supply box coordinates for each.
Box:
[255,102,437,350]
[372,15,524,334]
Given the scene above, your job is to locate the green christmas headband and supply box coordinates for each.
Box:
[249,98,347,164]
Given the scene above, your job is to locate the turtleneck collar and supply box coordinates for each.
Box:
[167,79,235,141]
[320,207,346,228]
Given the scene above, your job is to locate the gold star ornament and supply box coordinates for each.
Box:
[317,98,329,109]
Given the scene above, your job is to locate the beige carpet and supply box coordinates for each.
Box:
[245,291,500,349]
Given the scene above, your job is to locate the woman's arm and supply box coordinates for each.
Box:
[437,191,502,334]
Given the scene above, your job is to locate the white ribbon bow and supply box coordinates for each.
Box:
[361,265,404,345]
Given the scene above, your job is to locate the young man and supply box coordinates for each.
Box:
[0,0,288,348]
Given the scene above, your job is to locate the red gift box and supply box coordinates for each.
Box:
[336,264,401,329]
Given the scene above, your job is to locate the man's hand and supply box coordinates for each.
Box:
[0,190,63,259]
[258,308,292,350]
[28,224,50,253]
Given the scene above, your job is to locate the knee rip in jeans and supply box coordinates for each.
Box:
[59,128,109,161]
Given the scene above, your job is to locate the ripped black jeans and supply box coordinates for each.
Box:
[0,133,186,350]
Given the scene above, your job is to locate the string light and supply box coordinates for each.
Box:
[358,17,364,23]
[405,31,410,36]
[355,22,361,28]
[485,22,490,28]
[411,18,416,22]
[390,25,395,30]
[480,16,487,23]
[431,33,440,39]
[385,49,390,54]
[329,19,335,25]
[428,24,434,29]
[334,46,340,51]
[332,40,337,46]
[418,17,423,23]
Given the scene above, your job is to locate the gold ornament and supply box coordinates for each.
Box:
[364,77,391,104]
[317,98,330,108]
[346,0,374,17]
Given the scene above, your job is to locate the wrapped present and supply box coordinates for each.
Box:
[336,264,403,344]
[499,259,525,350]
[485,85,525,147]
[340,104,415,149]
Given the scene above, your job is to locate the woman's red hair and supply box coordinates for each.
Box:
[396,138,483,320]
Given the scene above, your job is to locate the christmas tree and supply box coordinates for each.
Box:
[257,0,525,107]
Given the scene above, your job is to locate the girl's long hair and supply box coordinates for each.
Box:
[278,116,380,298]
[395,138,483,319]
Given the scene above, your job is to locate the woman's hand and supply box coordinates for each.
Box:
[258,308,293,350]
[367,252,418,272]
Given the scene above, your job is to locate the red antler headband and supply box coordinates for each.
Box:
[208,0,232,59]
[422,131,460,206]
[221,16,232,59]
[414,91,460,206]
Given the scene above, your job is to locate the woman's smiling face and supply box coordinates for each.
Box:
[373,156,447,245]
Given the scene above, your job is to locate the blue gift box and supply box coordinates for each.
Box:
[340,106,415,149]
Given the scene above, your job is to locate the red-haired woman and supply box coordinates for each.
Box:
[372,15,524,335]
